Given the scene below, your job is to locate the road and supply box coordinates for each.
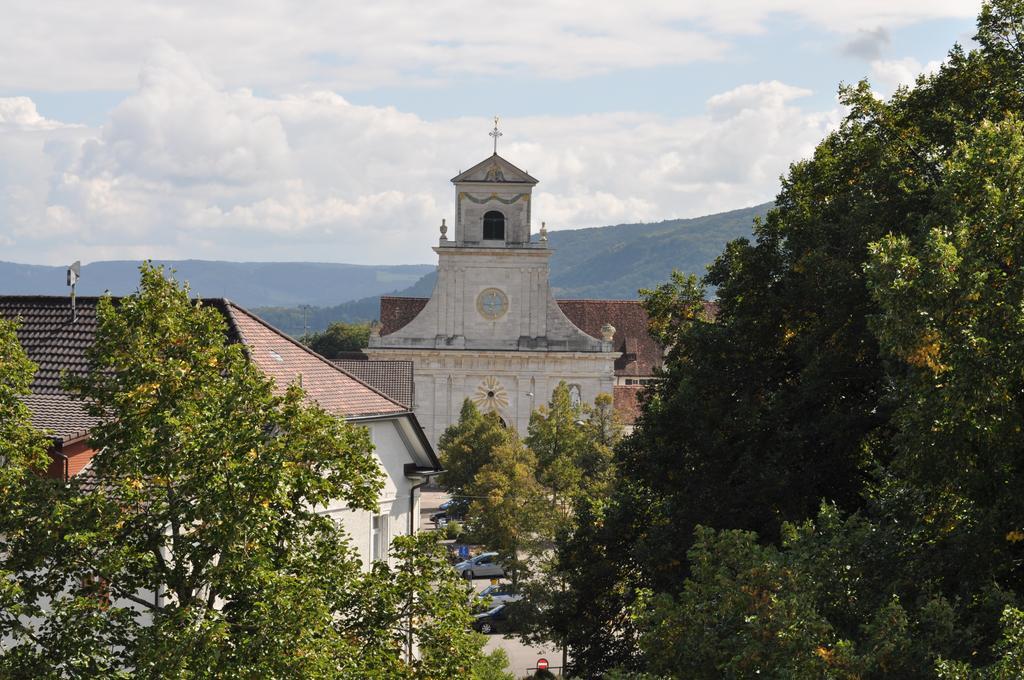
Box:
[419,488,567,677]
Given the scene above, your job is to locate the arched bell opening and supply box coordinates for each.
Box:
[482,211,505,241]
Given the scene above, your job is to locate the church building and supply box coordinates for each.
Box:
[366,137,664,448]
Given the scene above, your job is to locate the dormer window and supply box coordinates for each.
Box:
[483,211,505,241]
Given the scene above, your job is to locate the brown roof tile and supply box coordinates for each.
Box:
[21,393,99,443]
[333,359,414,409]
[1,296,410,442]
[556,299,663,377]
[0,296,103,394]
[223,303,408,418]
[379,296,428,335]
[613,386,644,425]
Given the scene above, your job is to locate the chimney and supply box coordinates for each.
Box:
[66,261,81,323]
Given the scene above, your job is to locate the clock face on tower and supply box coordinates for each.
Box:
[476,288,509,320]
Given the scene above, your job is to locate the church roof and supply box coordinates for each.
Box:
[379,296,429,335]
[556,299,663,377]
[613,386,645,425]
[450,154,539,185]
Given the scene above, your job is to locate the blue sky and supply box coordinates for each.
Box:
[0,2,981,265]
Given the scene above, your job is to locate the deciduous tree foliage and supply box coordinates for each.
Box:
[0,318,63,674]
[466,437,549,587]
[437,399,511,503]
[301,321,371,359]
[562,1,1024,676]
[0,264,500,678]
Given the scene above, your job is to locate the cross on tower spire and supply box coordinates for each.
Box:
[489,115,502,155]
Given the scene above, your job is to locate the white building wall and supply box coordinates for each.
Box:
[322,419,422,568]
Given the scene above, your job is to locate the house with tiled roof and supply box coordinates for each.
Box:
[0,295,440,567]
[365,147,670,445]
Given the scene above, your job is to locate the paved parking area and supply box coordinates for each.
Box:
[419,488,567,677]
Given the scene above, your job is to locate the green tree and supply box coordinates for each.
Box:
[515,386,621,667]
[525,383,619,527]
[0,264,498,678]
[864,114,1024,666]
[937,608,1024,679]
[301,321,371,359]
[437,399,511,502]
[562,2,1024,675]
[0,318,63,677]
[628,526,847,680]
[466,437,550,587]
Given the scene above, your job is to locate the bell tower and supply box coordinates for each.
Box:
[447,121,539,247]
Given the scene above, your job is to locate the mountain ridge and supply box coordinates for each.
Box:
[0,260,434,309]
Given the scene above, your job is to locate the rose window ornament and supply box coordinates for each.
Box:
[473,376,509,412]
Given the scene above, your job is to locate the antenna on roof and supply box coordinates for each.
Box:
[66,260,80,322]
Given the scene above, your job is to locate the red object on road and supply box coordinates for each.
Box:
[537,658,549,670]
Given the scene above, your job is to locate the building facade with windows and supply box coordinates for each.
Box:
[366,151,666,447]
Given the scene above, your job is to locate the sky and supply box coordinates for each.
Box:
[0,1,981,266]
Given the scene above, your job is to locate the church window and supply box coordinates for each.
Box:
[483,211,505,240]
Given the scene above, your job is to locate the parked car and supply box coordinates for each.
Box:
[473,582,523,606]
[472,604,510,634]
[439,498,468,516]
[454,551,505,579]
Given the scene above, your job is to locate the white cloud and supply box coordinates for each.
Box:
[0,97,70,130]
[706,81,812,120]
[870,57,945,95]
[0,1,980,92]
[0,48,840,266]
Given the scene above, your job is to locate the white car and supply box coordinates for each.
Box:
[454,552,505,579]
[474,582,523,605]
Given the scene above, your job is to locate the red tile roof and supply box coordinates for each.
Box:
[613,386,644,425]
[222,302,408,419]
[380,296,428,336]
[556,299,663,377]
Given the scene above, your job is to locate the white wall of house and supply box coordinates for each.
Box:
[323,418,425,568]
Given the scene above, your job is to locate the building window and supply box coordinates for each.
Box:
[625,377,658,386]
[483,211,505,240]
[371,514,388,562]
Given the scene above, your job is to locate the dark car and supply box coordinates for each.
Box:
[431,498,469,528]
[439,498,469,517]
[471,604,510,634]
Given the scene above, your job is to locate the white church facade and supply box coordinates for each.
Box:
[366,146,664,448]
